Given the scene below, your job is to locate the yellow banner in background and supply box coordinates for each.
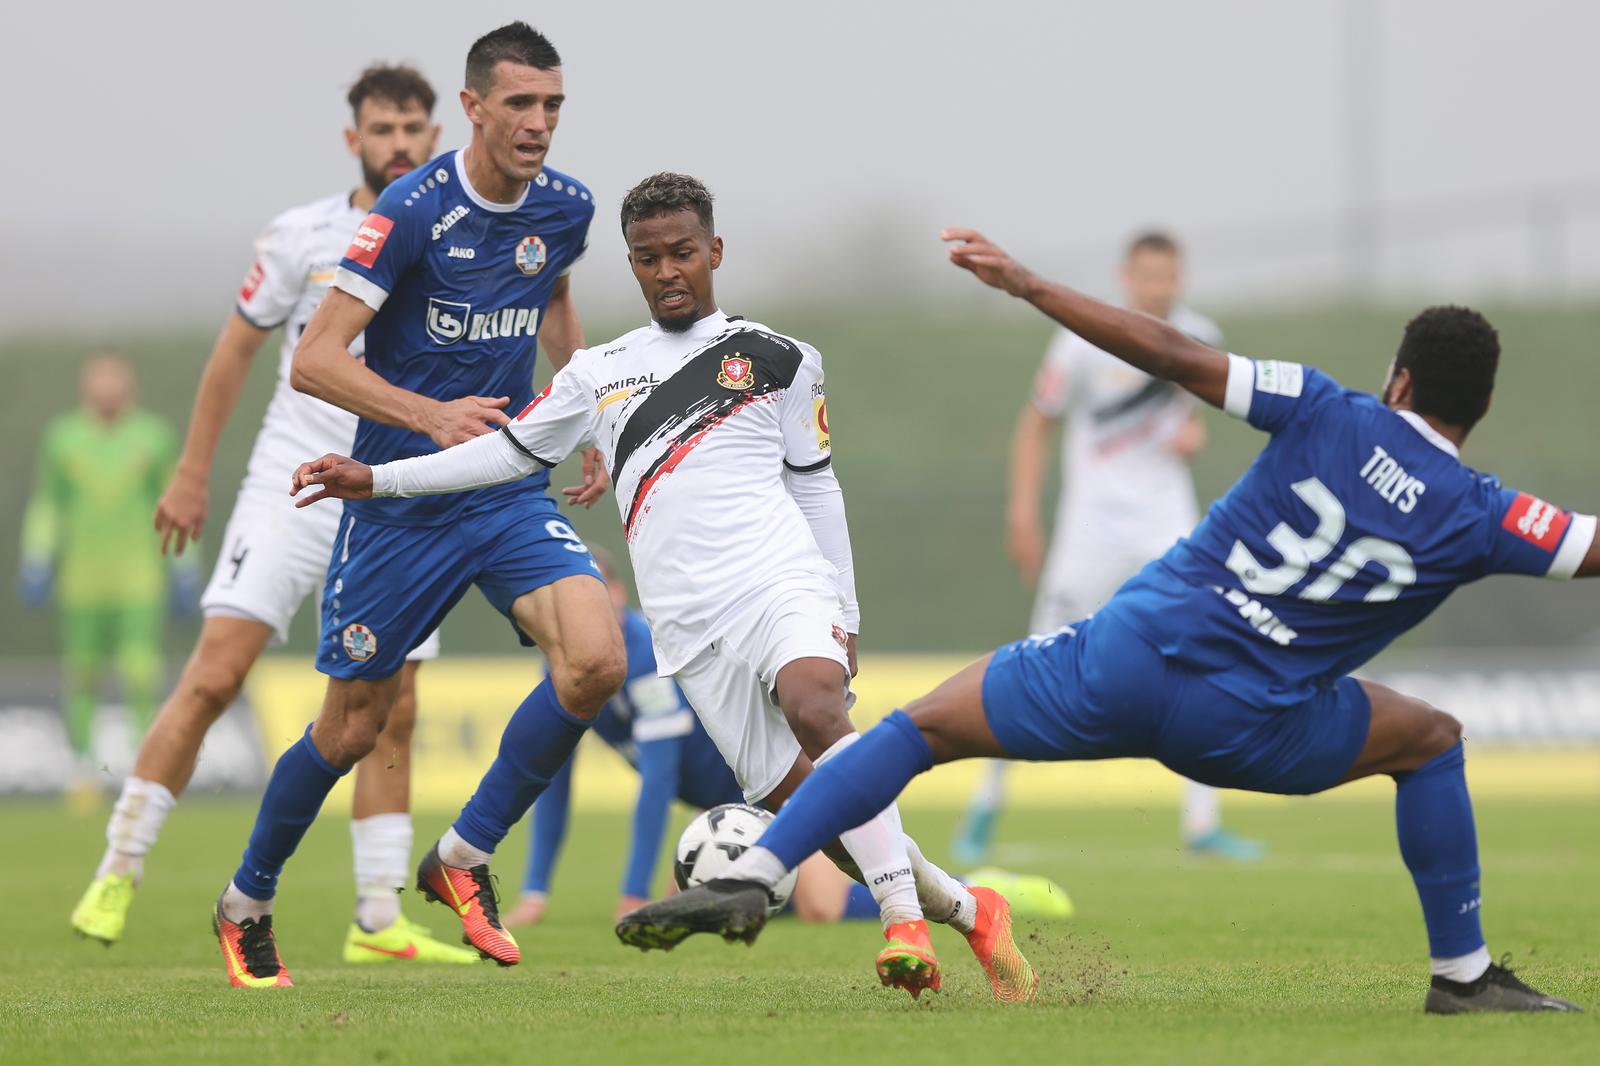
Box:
[247,655,1600,812]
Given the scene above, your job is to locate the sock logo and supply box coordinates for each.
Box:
[872,867,913,886]
[1457,896,1482,915]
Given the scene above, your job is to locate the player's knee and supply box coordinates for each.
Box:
[1424,708,1464,755]
[320,714,384,768]
[378,694,417,747]
[785,695,851,757]
[183,661,248,721]
[550,647,625,718]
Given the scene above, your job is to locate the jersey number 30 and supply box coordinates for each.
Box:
[1225,478,1415,602]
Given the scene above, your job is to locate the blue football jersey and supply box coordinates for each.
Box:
[1102,355,1595,708]
[332,148,594,525]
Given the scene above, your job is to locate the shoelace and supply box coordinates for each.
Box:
[469,867,503,929]
[238,918,281,977]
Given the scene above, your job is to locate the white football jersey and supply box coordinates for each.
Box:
[234,192,367,494]
[1032,306,1222,559]
[502,310,843,674]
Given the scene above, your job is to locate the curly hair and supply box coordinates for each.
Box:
[1393,305,1500,430]
[347,64,436,120]
[619,173,714,237]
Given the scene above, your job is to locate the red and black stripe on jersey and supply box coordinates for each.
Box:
[612,328,804,537]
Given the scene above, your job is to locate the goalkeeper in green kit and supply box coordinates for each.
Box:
[19,354,191,797]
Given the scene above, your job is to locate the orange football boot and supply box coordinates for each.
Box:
[213,898,292,988]
[415,844,520,966]
[963,885,1038,1002]
[876,918,941,999]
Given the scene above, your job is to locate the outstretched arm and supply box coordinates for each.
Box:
[1578,534,1600,578]
[943,228,1231,409]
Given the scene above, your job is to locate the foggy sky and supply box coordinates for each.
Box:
[4,0,1599,328]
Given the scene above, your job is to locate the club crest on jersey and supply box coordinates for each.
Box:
[717,354,755,390]
[342,623,377,662]
[515,235,548,276]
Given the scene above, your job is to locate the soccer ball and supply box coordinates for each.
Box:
[673,803,798,915]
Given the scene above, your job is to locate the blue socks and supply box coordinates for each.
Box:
[455,677,589,853]
[759,710,934,869]
[1394,743,1484,958]
[233,726,347,900]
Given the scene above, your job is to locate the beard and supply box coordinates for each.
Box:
[657,308,697,333]
[363,157,414,194]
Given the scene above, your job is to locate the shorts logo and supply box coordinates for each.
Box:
[426,297,471,345]
[239,260,265,303]
[831,625,848,650]
[1501,492,1570,551]
[515,235,548,276]
[345,214,395,268]
[717,354,754,390]
[342,623,378,662]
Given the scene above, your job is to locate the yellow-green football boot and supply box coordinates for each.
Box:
[71,872,135,945]
[343,914,482,964]
[966,866,1074,919]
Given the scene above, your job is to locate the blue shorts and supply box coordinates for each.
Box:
[980,611,1371,796]
[317,493,601,680]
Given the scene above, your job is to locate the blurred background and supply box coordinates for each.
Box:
[2,0,1596,798]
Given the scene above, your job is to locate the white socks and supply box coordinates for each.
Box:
[903,834,977,933]
[814,734,921,930]
[97,777,176,882]
[1432,946,1491,984]
[221,881,273,923]
[352,812,412,931]
[438,825,493,870]
[1181,779,1222,841]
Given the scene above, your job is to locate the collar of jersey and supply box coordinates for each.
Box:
[453,149,529,213]
[649,308,730,338]
[1396,409,1460,459]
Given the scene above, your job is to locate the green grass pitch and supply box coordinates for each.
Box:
[1,795,1595,1065]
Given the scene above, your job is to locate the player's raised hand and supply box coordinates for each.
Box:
[290,454,373,507]
[423,394,512,448]
[942,228,1037,298]
[154,467,209,556]
[563,447,609,509]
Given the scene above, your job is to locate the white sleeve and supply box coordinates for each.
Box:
[372,431,538,498]
[235,215,302,329]
[501,355,598,465]
[1030,330,1079,418]
[785,464,860,632]
[780,343,832,472]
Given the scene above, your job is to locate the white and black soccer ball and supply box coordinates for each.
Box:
[673,803,798,915]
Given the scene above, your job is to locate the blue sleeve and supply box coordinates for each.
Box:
[1481,485,1596,580]
[331,183,429,310]
[523,753,575,895]
[1222,356,1344,435]
[621,733,684,899]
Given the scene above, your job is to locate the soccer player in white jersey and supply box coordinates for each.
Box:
[954,232,1265,865]
[70,65,476,964]
[289,173,1037,1001]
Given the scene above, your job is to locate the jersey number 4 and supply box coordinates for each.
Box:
[1225,478,1416,602]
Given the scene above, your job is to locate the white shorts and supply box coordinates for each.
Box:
[672,585,850,804]
[201,484,440,660]
[1031,543,1154,634]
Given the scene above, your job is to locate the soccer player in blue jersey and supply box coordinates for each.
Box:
[504,549,880,927]
[211,23,626,987]
[616,229,1596,1013]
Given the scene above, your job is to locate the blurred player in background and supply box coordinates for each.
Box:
[640,228,1595,1013]
[954,233,1265,864]
[20,355,189,803]
[70,65,477,965]
[211,23,627,988]
[291,172,1035,1002]
[505,548,881,927]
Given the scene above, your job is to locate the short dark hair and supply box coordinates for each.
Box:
[466,22,562,94]
[347,64,436,120]
[1393,305,1500,430]
[620,173,715,237]
[1126,230,1181,259]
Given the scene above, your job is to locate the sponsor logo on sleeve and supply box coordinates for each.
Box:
[345,214,395,268]
[515,235,548,275]
[716,354,754,390]
[1253,360,1304,398]
[1501,492,1571,551]
[813,386,830,451]
[516,383,554,420]
[238,260,265,303]
[342,623,377,661]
